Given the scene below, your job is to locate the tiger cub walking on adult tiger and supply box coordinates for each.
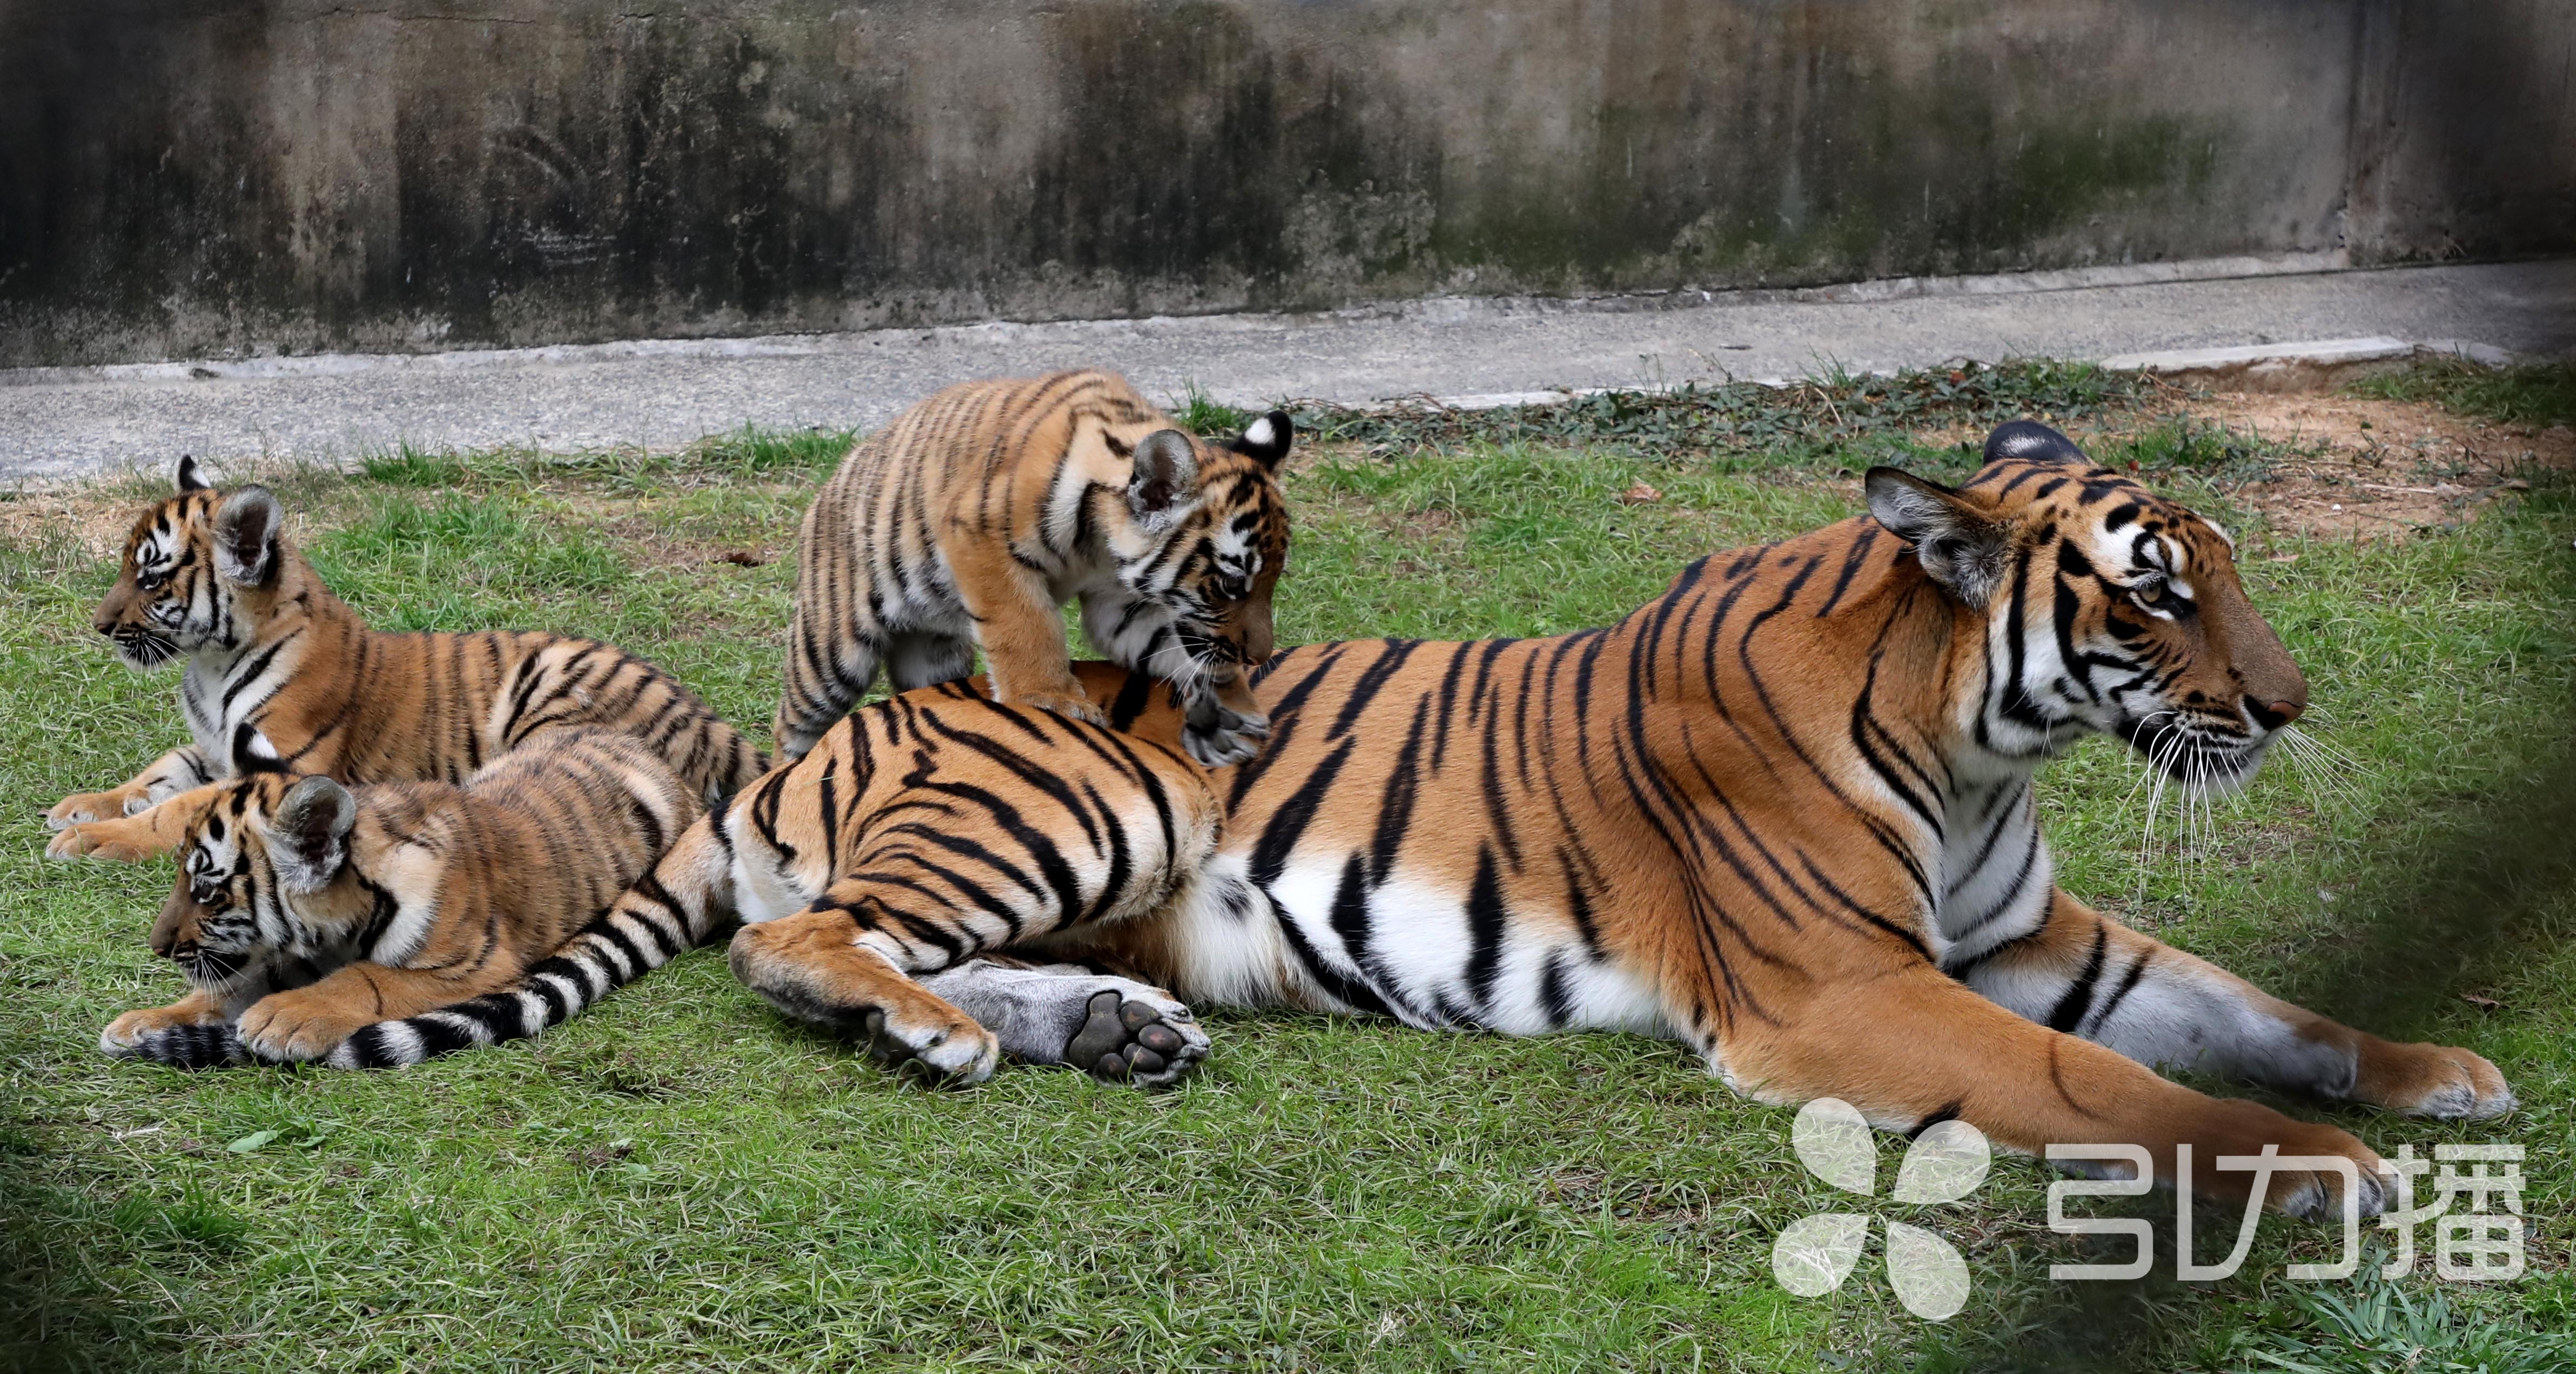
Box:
[102,729,701,1068]
[774,369,1293,768]
[45,457,766,860]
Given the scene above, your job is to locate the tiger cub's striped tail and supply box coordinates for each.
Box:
[123,1023,256,1069]
[327,821,734,1068]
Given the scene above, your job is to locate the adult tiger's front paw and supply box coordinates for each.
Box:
[236,990,373,1063]
[1183,707,1270,769]
[2355,1040,2517,1121]
[2193,1099,2392,1221]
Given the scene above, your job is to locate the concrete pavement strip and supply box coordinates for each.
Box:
[3,257,2568,485]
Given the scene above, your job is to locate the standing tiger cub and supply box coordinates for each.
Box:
[45,456,766,859]
[775,370,1292,767]
[100,728,701,1068]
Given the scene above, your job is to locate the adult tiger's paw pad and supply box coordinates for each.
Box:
[1066,987,1209,1089]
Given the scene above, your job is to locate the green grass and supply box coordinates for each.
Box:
[2345,358,2576,430]
[1292,358,2158,467]
[4,367,2572,1372]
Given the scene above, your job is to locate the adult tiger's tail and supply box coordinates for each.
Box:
[129,813,738,1070]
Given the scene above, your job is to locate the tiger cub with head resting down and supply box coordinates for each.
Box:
[103,728,701,1068]
[774,369,1292,769]
[45,456,766,861]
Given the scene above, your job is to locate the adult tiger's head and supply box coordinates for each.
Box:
[149,773,360,994]
[93,455,288,670]
[1115,412,1294,677]
[1867,420,2306,791]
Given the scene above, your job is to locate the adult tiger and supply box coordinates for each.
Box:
[774,370,1292,769]
[494,421,2512,1208]
[44,458,766,858]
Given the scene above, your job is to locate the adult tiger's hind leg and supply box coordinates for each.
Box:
[728,879,1007,1082]
[729,890,1213,1088]
[917,958,1210,1086]
[1956,890,2514,1120]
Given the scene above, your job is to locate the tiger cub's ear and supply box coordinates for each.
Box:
[267,777,357,893]
[175,454,209,493]
[1128,429,1201,530]
[212,486,283,585]
[1229,410,1294,470]
[1866,467,2011,608]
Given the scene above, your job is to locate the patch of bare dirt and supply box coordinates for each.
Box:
[1913,387,2568,540]
[2188,389,2572,541]
[0,489,149,558]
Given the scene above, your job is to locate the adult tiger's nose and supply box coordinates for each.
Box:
[92,609,118,637]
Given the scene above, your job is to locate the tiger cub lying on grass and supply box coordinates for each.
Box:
[774,369,1292,769]
[102,728,701,1069]
[45,456,764,862]
[385,681,1224,1086]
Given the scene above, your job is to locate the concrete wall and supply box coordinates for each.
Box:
[0,0,2567,368]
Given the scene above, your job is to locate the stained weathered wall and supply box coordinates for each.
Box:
[0,0,2566,367]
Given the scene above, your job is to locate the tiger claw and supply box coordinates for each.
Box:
[1183,708,1270,768]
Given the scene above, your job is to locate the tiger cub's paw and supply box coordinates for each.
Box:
[858,1006,1003,1086]
[1183,707,1270,769]
[48,817,164,863]
[235,989,373,1063]
[101,1002,227,1056]
[1016,689,1110,729]
[46,787,149,832]
[1066,985,1210,1089]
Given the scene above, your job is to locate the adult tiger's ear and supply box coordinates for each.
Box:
[1229,410,1294,470]
[212,485,281,585]
[174,454,209,493]
[1983,419,2087,467]
[267,777,356,894]
[1866,467,2012,608]
[1128,429,1200,530]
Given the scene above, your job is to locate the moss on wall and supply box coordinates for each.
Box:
[0,0,2561,367]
